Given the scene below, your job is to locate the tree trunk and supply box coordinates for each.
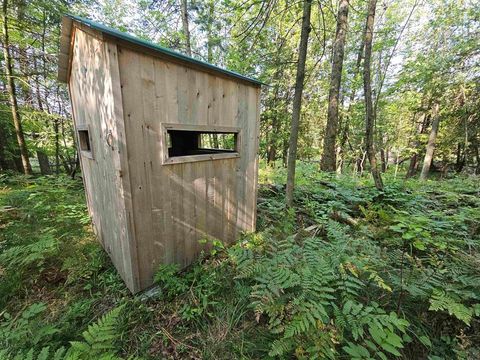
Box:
[406,112,429,178]
[285,0,312,207]
[180,0,192,56]
[475,143,480,175]
[37,151,51,175]
[363,0,383,191]
[54,118,60,174]
[321,0,349,172]
[33,53,44,111]
[0,124,9,171]
[406,153,417,178]
[380,148,387,172]
[267,143,276,164]
[70,152,80,179]
[206,1,214,63]
[419,103,440,181]
[338,24,367,174]
[2,0,32,175]
[455,143,465,172]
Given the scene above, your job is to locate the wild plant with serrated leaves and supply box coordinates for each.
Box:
[229,220,410,359]
[0,305,126,360]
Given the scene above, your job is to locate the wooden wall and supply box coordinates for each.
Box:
[68,26,260,292]
[117,46,260,290]
[69,28,140,292]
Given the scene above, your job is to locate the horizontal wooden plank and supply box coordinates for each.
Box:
[163,152,240,165]
[111,38,261,88]
[163,123,241,133]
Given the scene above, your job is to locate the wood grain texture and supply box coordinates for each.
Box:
[68,30,260,293]
[69,28,139,292]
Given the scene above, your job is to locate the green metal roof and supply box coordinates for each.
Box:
[66,14,264,86]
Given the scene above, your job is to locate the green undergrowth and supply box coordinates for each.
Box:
[0,166,479,359]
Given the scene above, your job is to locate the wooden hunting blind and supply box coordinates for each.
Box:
[58,15,262,293]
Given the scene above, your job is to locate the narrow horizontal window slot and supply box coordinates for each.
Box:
[167,130,238,158]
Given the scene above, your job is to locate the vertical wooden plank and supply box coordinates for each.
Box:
[170,164,183,264]
[118,48,154,289]
[245,85,259,232]
[235,83,248,232]
[191,162,204,255]
[182,161,196,264]
[177,65,189,124]
[252,86,261,231]
[195,71,209,126]
[205,159,214,249]
[164,62,178,124]
[152,59,168,264]
[104,41,140,291]
[139,53,157,275]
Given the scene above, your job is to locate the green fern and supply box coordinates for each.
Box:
[4,306,126,360]
[68,305,124,359]
[429,289,473,324]
[230,219,413,358]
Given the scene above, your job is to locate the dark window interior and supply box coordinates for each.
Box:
[78,129,91,152]
[167,130,237,157]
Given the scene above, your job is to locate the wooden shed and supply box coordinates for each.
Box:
[58,15,262,293]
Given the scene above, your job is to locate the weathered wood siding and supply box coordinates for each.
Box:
[69,29,140,292]
[117,47,260,290]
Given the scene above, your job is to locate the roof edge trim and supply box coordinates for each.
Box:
[58,14,265,86]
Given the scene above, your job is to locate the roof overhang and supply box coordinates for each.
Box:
[57,16,74,83]
[57,14,265,87]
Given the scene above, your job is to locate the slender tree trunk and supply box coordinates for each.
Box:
[394,151,400,179]
[54,118,60,174]
[37,151,51,175]
[282,138,288,167]
[267,146,276,164]
[206,1,214,63]
[455,143,464,172]
[0,125,9,171]
[2,0,32,175]
[70,152,80,179]
[363,0,383,190]
[406,153,417,178]
[338,27,366,175]
[380,148,387,172]
[33,53,44,111]
[475,143,480,175]
[212,134,219,148]
[406,112,429,178]
[180,0,192,56]
[321,0,349,172]
[419,103,440,181]
[285,0,312,207]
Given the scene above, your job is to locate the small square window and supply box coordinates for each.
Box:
[77,126,94,159]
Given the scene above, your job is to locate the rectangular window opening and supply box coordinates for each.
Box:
[162,125,241,164]
[77,126,93,159]
[78,130,91,151]
[167,130,237,157]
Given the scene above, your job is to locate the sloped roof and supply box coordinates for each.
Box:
[58,14,264,86]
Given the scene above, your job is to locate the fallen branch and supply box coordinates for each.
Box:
[330,211,359,227]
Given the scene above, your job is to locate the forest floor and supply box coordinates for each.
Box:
[0,163,479,359]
